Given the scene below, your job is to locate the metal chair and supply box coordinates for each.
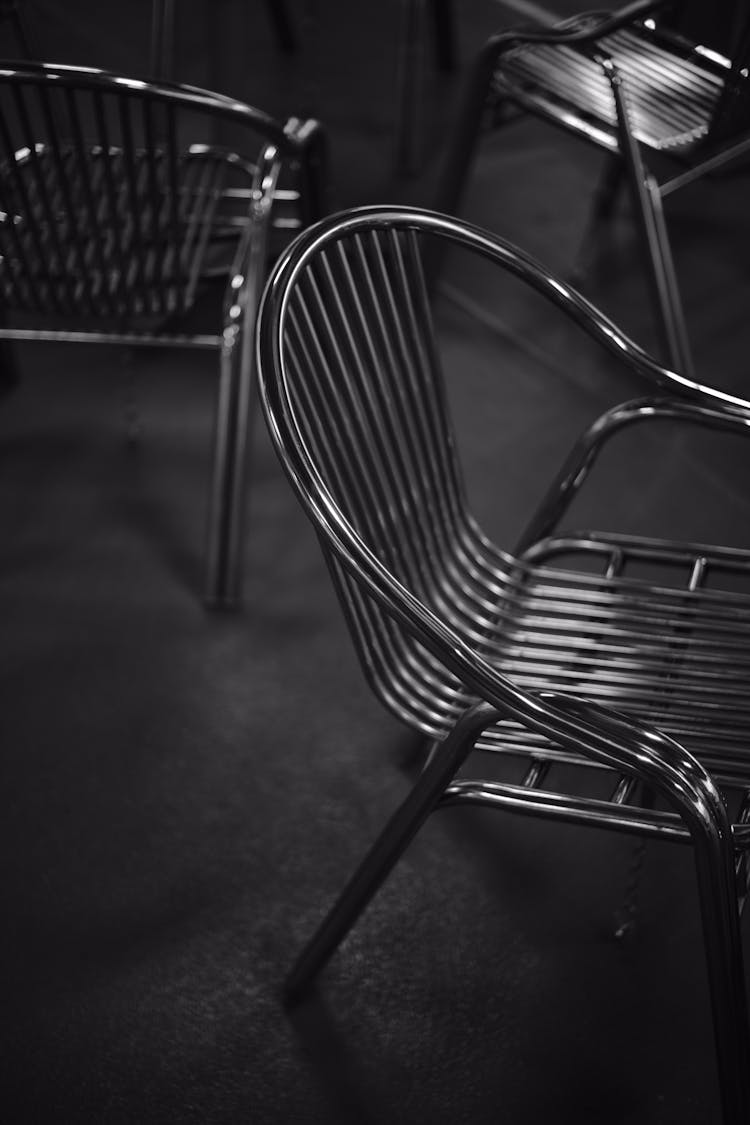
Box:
[0,60,327,607]
[257,205,750,1125]
[434,0,750,380]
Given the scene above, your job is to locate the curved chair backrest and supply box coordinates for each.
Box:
[0,60,318,320]
[257,205,750,739]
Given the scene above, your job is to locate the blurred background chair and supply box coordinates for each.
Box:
[0,60,327,606]
[257,205,750,1125]
[434,0,750,379]
[150,0,298,83]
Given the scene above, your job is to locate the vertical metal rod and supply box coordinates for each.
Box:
[38,85,92,313]
[165,102,182,313]
[117,93,148,313]
[66,88,114,316]
[12,83,68,311]
[607,62,695,377]
[0,87,39,309]
[142,97,164,314]
[150,0,176,81]
[204,161,278,607]
[92,90,135,317]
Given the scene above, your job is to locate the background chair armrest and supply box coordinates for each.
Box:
[485,0,675,63]
[515,396,750,552]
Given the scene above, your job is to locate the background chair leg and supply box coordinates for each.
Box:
[284,701,502,1004]
[612,81,695,376]
[150,0,176,80]
[204,324,256,609]
[433,38,503,219]
[641,173,694,377]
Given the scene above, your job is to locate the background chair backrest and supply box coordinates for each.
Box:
[0,61,292,320]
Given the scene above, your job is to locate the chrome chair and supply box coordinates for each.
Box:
[434,0,750,380]
[0,60,326,606]
[257,205,750,1125]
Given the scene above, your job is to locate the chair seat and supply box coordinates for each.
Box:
[495,23,730,151]
[0,144,255,320]
[400,531,750,784]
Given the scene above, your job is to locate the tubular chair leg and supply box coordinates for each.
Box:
[433,38,504,219]
[627,167,694,376]
[612,87,695,376]
[691,826,750,1125]
[295,120,330,226]
[284,701,502,1004]
[641,173,694,377]
[150,0,176,80]
[204,317,257,609]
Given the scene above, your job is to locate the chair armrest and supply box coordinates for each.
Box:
[515,396,750,552]
[531,690,730,842]
[442,679,728,844]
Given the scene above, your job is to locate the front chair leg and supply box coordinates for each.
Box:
[204,286,260,609]
[284,700,503,1004]
[204,195,273,609]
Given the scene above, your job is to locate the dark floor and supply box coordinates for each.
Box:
[3,1,750,1122]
